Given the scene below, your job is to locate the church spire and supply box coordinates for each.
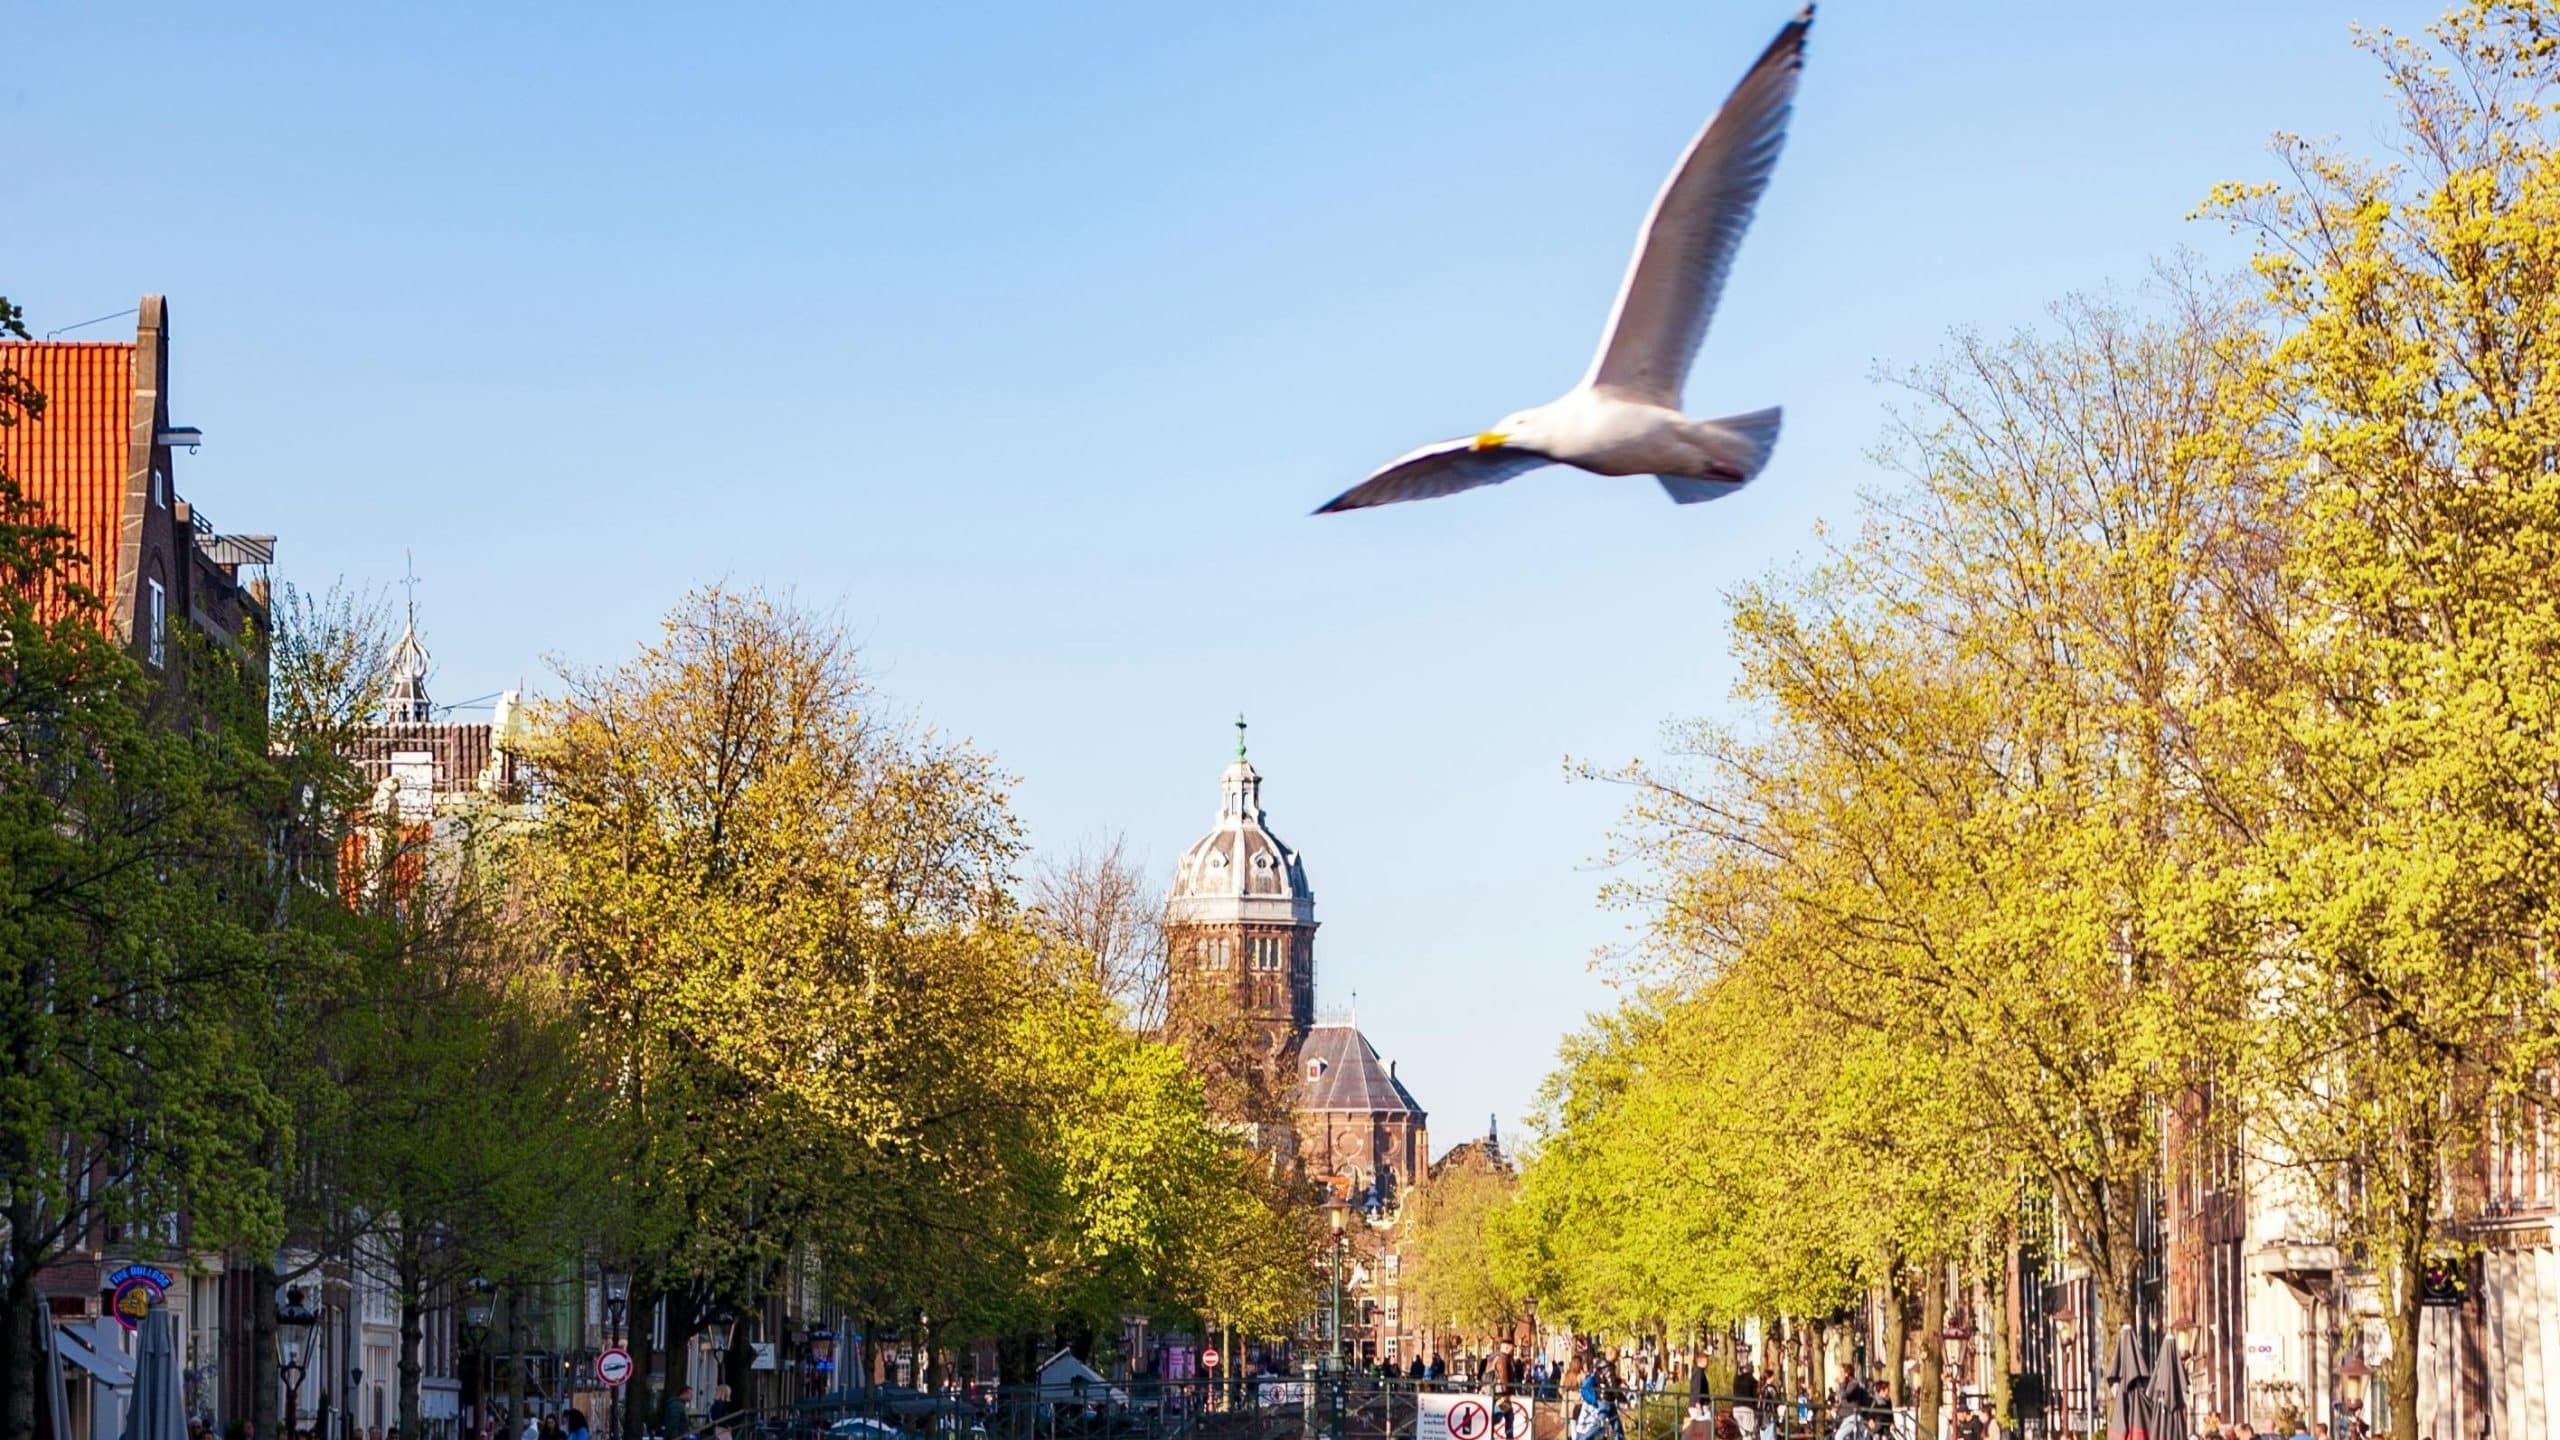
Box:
[385,551,433,724]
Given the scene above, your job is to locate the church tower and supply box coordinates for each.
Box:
[1164,717,1317,1070]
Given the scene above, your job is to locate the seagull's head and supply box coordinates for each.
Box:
[1473,410,1543,452]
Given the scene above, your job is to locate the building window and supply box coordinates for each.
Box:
[145,579,167,668]
[1250,935,1284,971]
[151,466,168,508]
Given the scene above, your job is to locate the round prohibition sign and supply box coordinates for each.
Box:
[1446,1401,1492,1440]
[1491,1402,1531,1440]
[595,1347,633,1388]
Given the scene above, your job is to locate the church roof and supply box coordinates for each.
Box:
[1296,1023,1424,1119]
[1167,717,1315,927]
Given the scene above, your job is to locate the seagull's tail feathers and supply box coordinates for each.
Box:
[1660,406,1781,504]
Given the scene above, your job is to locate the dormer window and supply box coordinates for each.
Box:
[1307,1057,1330,1081]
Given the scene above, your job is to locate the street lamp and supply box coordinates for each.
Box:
[702,1311,738,1416]
[600,1269,631,1440]
[807,1330,837,1394]
[464,1281,497,1438]
[277,1286,322,1440]
[2338,1349,2373,1420]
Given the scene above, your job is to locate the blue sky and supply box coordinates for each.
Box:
[15,1,2437,1149]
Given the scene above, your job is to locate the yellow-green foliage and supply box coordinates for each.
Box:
[520,587,1309,1349]
[1516,14,2560,1440]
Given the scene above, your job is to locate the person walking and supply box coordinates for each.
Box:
[1829,1365,1875,1440]
[1729,1359,1759,1440]
[1687,1349,1712,1426]
[655,1387,692,1440]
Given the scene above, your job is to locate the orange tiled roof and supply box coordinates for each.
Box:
[0,341,136,619]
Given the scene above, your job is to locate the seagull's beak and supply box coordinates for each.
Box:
[1471,431,1510,451]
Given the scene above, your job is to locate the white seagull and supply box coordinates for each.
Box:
[1316,7,1812,515]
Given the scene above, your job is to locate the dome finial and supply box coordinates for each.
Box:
[1235,711,1248,760]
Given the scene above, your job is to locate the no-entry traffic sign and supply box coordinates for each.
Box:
[596,1348,633,1388]
[1202,1348,1221,1371]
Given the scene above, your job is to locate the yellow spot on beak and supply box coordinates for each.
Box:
[1472,431,1510,451]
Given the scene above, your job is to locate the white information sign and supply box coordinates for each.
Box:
[750,1342,777,1371]
[1419,1394,1532,1440]
[2242,1331,2280,1364]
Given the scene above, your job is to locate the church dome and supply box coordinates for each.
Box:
[1167,720,1315,927]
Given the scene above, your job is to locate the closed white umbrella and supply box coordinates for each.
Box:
[41,1317,76,1440]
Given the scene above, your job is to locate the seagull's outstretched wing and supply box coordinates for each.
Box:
[1581,7,1810,406]
[1313,438,1554,514]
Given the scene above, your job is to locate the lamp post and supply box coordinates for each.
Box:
[278,1287,322,1440]
[1327,1203,1348,1440]
[601,1269,630,1440]
[464,1281,497,1437]
[703,1311,737,1425]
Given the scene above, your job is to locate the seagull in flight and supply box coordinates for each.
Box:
[1316,8,1812,515]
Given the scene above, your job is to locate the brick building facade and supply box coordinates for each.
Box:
[0,296,271,668]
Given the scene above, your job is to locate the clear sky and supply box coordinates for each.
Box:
[14,1,2438,1151]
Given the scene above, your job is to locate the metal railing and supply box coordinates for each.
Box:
[741,1379,1896,1440]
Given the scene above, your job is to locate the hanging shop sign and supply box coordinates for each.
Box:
[105,1264,174,1332]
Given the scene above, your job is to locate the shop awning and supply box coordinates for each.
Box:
[54,1324,134,1388]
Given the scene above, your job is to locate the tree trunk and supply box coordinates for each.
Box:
[1917,1267,1944,1440]
[256,1261,283,1440]
[1985,1229,2013,1433]
[2089,1178,2141,1356]
[1883,1279,1908,1407]
[4,1258,38,1440]
[626,1283,661,1440]
[2383,1233,2421,1440]
[397,1245,428,1440]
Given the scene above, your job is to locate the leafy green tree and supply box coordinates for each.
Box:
[1594,288,2260,1343]
[1400,1147,1521,1345]
[521,586,1307,1407]
[2199,6,2560,1432]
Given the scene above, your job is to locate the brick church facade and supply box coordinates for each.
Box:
[1162,723,1430,1364]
